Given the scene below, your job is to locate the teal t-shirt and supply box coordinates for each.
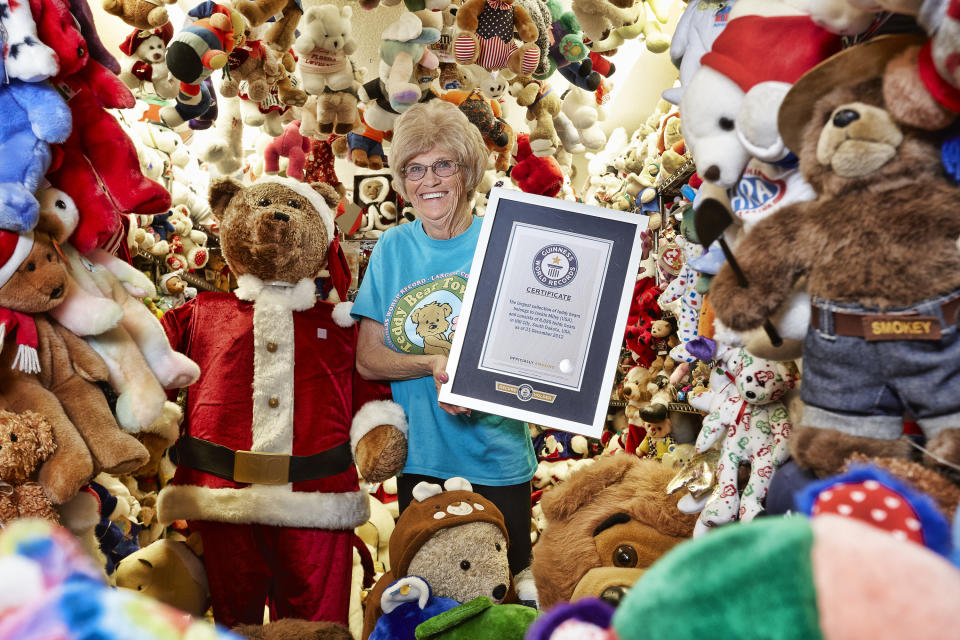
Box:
[351,218,537,486]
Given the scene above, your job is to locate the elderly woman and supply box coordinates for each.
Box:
[352,100,537,592]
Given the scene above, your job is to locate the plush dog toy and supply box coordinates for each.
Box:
[710,36,960,476]
[159,176,408,628]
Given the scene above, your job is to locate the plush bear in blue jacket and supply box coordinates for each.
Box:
[0,54,72,232]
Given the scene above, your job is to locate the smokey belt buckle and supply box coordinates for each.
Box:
[234,450,290,485]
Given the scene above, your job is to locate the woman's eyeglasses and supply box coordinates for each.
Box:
[402,159,461,181]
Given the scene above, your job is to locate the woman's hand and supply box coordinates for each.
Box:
[432,355,471,417]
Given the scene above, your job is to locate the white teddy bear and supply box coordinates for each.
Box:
[294,5,359,96]
[164,207,210,272]
[118,25,178,99]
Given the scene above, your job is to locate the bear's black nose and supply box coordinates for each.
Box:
[492,584,507,600]
[832,109,860,128]
[50,286,63,299]
[702,165,720,182]
[745,390,756,400]
[600,586,628,607]
[273,212,290,222]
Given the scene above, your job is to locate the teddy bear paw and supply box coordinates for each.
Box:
[147,6,169,26]
[790,425,912,477]
[923,428,960,473]
[356,425,407,483]
[529,137,558,158]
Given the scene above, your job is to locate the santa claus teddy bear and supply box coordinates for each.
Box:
[159,176,408,627]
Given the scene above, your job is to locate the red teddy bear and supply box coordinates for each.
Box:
[31,0,170,253]
[511,133,563,197]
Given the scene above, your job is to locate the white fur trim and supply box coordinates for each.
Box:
[251,286,297,454]
[350,399,408,458]
[443,477,472,492]
[235,275,317,311]
[412,482,443,502]
[256,176,336,242]
[332,301,355,327]
[157,484,370,528]
[140,401,182,443]
[358,176,389,204]
[0,232,33,289]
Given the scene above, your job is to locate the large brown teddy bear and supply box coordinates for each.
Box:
[0,409,59,526]
[159,176,409,629]
[531,454,696,609]
[0,221,148,504]
[710,36,960,478]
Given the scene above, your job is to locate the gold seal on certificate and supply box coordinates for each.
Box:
[440,189,648,438]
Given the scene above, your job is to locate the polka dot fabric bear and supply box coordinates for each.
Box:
[658,236,703,364]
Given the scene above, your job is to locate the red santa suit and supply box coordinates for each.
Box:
[159,274,406,627]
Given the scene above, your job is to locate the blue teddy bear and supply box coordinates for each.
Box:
[0,51,73,232]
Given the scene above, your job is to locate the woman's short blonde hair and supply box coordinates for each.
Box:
[389,100,489,202]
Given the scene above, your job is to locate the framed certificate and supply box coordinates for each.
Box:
[439,188,649,438]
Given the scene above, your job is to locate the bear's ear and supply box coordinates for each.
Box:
[309,182,342,210]
[209,178,244,221]
[410,308,421,323]
[442,303,452,315]
[340,5,352,19]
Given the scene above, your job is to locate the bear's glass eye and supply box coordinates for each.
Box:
[612,544,638,568]
[719,117,735,131]
[286,199,301,209]
[746,376,753,383]
[460,560,471,571]
[258,197,271,207]
[26,262,35,272]
[55,200,66,209]
[495,543,501,552]
[9,433,16,442]
[46,253,53,262]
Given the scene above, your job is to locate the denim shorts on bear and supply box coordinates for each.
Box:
[801,288,960,439]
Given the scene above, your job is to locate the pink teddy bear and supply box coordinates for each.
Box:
[264,120,312,180]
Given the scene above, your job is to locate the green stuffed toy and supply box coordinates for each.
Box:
[415,597,537,640]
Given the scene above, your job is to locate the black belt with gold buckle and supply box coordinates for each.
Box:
[171,436,352,485]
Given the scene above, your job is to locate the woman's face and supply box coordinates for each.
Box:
[404,147,465,226]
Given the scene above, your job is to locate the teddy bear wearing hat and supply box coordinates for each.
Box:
[159,176,409,628]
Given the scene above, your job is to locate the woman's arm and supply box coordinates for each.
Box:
[356,317,469,416]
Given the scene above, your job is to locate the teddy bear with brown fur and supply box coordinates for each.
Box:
[531,454,696,609]
[0,220,149,504]
[159,175,408,628]
[102,0,177,30]
[454,0,540,75]
[709,36,960,478]
[0,409,59,526]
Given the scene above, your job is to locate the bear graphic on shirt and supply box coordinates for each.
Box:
[411,301,453,355]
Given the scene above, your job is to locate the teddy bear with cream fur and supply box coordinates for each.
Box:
[198,97,245,176]
[163,206,210,272]
[39,190,199,437]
